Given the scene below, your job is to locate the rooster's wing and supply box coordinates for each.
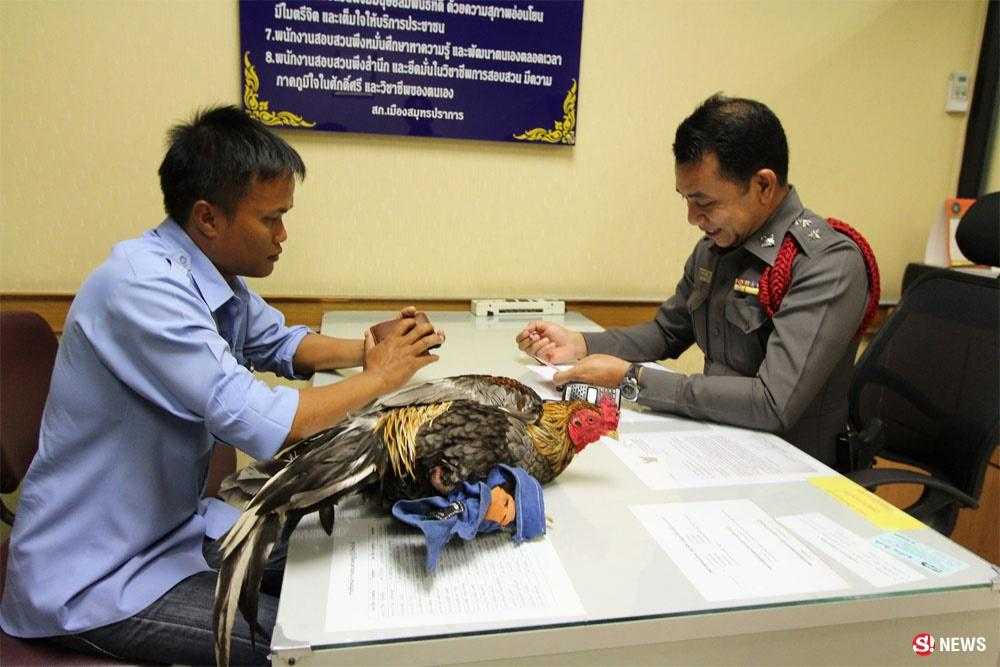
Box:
[373,374,543,422]
[380,399,552,500]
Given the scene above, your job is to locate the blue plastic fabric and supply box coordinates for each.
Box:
[391,465,545,571]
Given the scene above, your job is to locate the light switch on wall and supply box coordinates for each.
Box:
[946,71,971,113]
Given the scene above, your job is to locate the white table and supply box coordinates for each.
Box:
[271,311,1000,666]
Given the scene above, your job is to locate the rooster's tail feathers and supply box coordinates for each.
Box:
[213,511,281,667]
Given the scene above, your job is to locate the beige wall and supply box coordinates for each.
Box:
[0,0,989,301]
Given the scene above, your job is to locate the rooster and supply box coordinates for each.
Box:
[213,374,618,667]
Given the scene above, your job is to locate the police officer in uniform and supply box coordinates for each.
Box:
[516,94,872,466]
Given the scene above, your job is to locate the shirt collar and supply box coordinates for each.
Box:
[740,186,804,266]
[154,218,242,312]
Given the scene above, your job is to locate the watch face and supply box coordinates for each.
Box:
[620,364,641,401]
[620,379,639,401]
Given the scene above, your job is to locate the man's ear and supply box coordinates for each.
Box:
[752,169,780,205]
[189,200,223,239]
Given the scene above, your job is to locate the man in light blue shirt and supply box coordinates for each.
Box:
[0,106,443,664]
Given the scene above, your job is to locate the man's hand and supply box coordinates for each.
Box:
[515,321,587,364]
[382,307,446,346]
[288,316,442,443]
[553,354,630,388]
[363,317,443,393]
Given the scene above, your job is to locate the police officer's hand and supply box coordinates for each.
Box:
[553,354,630,388]
[515,321,587,364]
[363,318,442,393]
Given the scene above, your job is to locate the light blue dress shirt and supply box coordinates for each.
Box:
[0,219,309,637]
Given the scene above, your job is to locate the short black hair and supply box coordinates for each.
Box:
[673,94,788,187]
[158,105,306,225]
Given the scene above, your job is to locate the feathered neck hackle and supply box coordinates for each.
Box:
[526,401,591,477]
[377,402,453,480]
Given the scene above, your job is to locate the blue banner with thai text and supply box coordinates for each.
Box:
[239,0,583,145]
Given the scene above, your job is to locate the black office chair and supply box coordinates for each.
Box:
[900,192,999,292]
[845,267,999,535]
[955,191,999,267]
[900,262,944,293]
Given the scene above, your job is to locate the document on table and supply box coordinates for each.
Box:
[632,500,848,602]
[612,424,829,489]
[518,363,570,399]
[524,361,667,384]
[617,405,695,425]
[524,363,571,381]
[325,517,584,635]
[779,513,925,587]
[872,532,969,577]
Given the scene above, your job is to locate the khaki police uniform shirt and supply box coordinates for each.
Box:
[583,188,869,465]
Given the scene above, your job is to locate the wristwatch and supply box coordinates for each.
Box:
[619,363,643,402]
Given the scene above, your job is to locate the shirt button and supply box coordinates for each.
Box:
[177,255,189,268]
[712,326,721,337]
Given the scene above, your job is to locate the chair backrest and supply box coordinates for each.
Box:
[955,191,999,267]
[901,262,943,293]
[0,311,59,495]
[850,268,999,499]
[204,443,237,498]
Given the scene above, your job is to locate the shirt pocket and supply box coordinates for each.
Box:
[724,292,769,375]
[687,282,710,345]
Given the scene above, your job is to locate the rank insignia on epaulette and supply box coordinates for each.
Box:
[808,229,822,240]
[734,278,760,295]
[760,234,775,248]
[794,218,813,228]
[697,267,713,283]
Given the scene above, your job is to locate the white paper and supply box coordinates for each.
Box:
[326,517,584,634]
[612,424,828,489]
[524,363,572,382]
[516,370,562,399]
[632,500,848,601]
[617,406,707,426]
[526,361,666,383]
[633,360,675,372]
[779,513,925,587]
[618,408,677,424]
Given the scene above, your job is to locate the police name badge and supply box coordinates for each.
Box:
[734,277,760,295]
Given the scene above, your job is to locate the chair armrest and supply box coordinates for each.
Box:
[847,467,979,509]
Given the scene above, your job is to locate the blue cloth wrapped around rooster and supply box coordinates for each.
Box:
[391,464,545,571]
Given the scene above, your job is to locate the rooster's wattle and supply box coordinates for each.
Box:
[212,374,619,666]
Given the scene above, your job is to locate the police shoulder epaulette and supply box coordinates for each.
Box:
[787,216,838,256]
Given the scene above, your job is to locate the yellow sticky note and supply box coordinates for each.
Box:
[810,476,924,531]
